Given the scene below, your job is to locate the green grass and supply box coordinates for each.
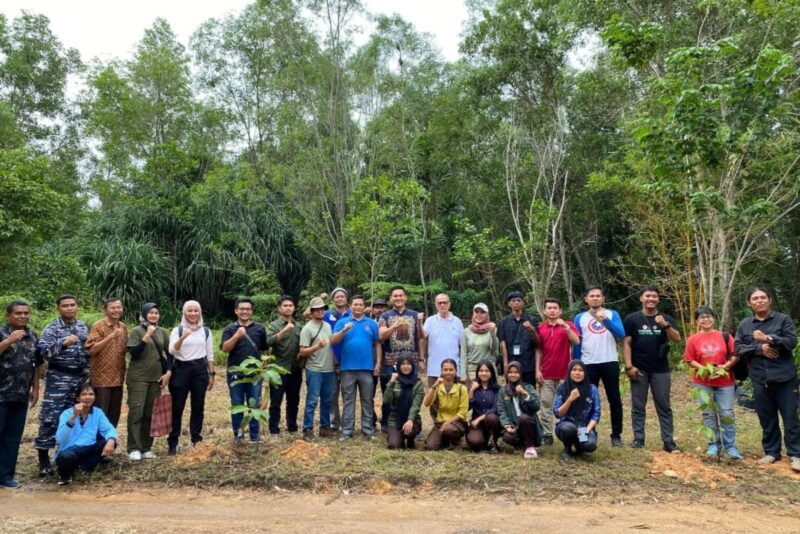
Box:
[12,368,800,504]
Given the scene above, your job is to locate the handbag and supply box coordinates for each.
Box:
[150,390,172,437]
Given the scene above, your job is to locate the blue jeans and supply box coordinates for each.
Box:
[303,370,335,431]
[227,372,261,440]
[694,384,736,450]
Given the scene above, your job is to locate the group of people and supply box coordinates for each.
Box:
[0,283,798,489]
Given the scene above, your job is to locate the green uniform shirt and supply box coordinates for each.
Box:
[126,325,169,382]
[266,318,301,371]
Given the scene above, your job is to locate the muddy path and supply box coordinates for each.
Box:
[1,487,798,533]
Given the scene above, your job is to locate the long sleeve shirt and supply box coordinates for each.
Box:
[735,312,797,384]
[432,383,469,424]
[553,384,602,431]
[37,318,90,374]
[55,406,118,458]
[469,386,499,419]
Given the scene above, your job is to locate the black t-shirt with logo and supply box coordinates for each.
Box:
[623,310,677,374]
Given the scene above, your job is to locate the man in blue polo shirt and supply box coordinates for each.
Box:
[332,295,382,440]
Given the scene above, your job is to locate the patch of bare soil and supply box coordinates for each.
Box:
[279,439,331,466]
[648,451,737,488]
[1,488,799,533]
[756,457,800,479]
[172,442,233,466]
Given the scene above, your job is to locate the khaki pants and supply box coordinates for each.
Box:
[537,379,562,438]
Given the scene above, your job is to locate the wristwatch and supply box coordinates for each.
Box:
[208,371,216,376]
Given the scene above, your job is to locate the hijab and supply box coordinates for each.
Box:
[469,307,493,334]
[140,303,159,326]
[557,360,593,422]
[505,360,524,396]
[395,354,417,428]
[180,300,204,331]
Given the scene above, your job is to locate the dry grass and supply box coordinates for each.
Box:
[14,370,800,505]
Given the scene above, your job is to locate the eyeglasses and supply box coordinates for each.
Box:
[436,301,450,305]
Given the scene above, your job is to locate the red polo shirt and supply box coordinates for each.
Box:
[539,320,577,380]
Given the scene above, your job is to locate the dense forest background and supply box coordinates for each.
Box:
[2,0,799,330]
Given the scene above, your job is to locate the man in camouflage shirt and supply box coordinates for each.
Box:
[35,295,90,476]
[0,300,40,489]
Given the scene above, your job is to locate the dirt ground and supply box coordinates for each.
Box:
[1,486,799,533]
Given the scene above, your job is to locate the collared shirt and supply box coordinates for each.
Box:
[735,311,798,384]
[497,313,538,372]
[85,319,128,387]
[55,406,118,459]
[266,318,302,371]
[333,315,380,371]
[0,324,39,403]
[538,320,577,381]
[126,324,170,383]
[379,308,420,366]
[423,313,462,377]
[469,386,499,419]
[324,308,351,360]
[38,317,90,375]
[433,382,469,423]
[220,321,268,368]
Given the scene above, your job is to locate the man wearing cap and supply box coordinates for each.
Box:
[498,291,539,383]
[299,297,335,438]
[325,288,351,432]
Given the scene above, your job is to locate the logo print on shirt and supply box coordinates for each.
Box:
[587,320,607,334]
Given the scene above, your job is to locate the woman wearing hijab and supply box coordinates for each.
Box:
[168,301,215,454]
[125,303,172,461]
[382,354,424,449]
[423,358,469,450]
[460,303,499,383]
[553,360,601,460]
[497,360,542,458]
[465,360,502,452]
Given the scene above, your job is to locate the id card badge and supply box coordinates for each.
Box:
[512,344,521,356]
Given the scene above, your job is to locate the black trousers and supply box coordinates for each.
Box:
[557,421,598,455]
[269,367,304,434]
[55,439,108,479]
[168,359,209,447]
[586,361,623,439]
[753,378,800,459]
[0,401,28,482]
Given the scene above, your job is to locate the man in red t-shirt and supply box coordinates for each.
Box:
[536,299,580,445]
[683,306,742,459]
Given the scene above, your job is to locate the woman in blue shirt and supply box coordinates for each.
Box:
[465,361,502,452]
[55,382,118,485]
[553,360,601,460]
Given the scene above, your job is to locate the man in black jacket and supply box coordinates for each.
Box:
[735,287,799,472]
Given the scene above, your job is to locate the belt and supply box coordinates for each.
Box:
[174,358,207,366]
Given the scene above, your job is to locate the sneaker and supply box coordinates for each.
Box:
[757,454,778,464]
[662,441,680,453]
[128,450,142,461]
[488,445,500,454]
[362,434,376,441]
[542,436,554,446]
[791,457,800,472]
[724,447,742,460]
[318,428,335,438]
[560,450,571,462]
[57,477,72,486]
[631,440,644,449]
[338,434,353,442]
[232,434,243,445]
[0,479,20,489]
[523,446,538,459]
[167,445,178,456]
[611,437,623,448]
[141,451,156,459]
[38,465,54,477]
[249,437,262,445]
[705,443,719,457]
[302,429,315,441]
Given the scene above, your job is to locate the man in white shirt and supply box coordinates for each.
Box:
[421,293,462,418]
